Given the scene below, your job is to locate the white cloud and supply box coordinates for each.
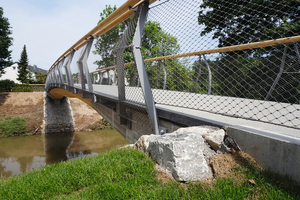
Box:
[0,0,124,70]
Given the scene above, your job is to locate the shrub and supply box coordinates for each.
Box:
[11,83,33,92]
[0,79,15,92]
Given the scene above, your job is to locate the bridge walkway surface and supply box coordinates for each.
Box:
[79,84,299,137]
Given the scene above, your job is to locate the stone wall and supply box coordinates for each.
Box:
[43,93,75,133]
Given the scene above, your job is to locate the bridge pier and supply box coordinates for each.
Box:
[43,92,75,134]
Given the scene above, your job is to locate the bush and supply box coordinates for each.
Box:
[92,118,114,130]
[11,83,33,92]
[0,79,15,92]
[0,116,28,137]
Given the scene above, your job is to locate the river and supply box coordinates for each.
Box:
[0,129,129,179]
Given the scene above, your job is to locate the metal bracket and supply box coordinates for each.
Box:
[159,126,168,134]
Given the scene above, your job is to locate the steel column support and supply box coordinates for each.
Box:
[132,1,160,135]
[191,55,202,93]
[161,61,167,90]
[57,58,65,85]
[108,70,111,85]
[64,50,75,89]
[53,65,59,86]
[203,54,212,95]
[265,45,288,101]
[116,6,141,126]
[295,43,300,64]
[77,38,94,97]
[99,72,103,85]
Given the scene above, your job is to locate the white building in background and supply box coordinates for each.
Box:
[0,63,21,83]
[0,63,47,83]
[0,63,47,84]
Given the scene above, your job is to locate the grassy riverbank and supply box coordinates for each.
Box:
[0,148,299,199]
[0,115,29,137]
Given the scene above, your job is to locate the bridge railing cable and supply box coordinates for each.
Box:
[46,0,300,132]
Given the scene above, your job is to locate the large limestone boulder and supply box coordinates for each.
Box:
[135,134,160,154]
[147,132,212,182]
[174,126,225,151]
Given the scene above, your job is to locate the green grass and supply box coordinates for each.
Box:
[0,115,28,137]
[0,148,299,199]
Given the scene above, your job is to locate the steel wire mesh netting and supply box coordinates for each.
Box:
[140,0,300,129]
[92,5,153,131]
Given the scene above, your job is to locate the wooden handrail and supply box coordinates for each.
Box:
[90,35,300,74]
[49,0,157,72]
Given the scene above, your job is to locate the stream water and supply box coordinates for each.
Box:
[0,129,129,179]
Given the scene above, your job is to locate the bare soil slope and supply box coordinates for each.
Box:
[0,92,102,134]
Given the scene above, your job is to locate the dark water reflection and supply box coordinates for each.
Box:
[0,129,129,179]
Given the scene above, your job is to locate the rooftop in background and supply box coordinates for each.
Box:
[28,65,48,75]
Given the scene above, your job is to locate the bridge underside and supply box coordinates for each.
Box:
[47,87,180,143]
[47,86,228,143]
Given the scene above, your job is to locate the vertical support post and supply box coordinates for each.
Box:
[116,6,141,126]
[99,71,103,85]
[77,38,94,98]
[108,70,111,85]
[191,55,202,93]
[154,61,161,89]
[161,61,167,90]
[53,65,59,86]
[203,54,212,95]
[57,58,65,85]
[294,43,300,64]
[132,1,160,135]
[64,50,75,90]
[265,45,288,101]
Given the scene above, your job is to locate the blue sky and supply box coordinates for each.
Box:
[0,0,125,70]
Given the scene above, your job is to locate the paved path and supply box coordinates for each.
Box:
[74,84,300,137]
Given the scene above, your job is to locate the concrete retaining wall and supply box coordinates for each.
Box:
[227,125,300,183]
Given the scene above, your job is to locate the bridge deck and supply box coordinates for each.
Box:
[74,84,300,138]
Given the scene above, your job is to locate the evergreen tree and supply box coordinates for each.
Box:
[0,7,13,77]
[17,45,30,83]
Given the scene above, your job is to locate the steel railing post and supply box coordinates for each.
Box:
[203,54,212,95]
[57,58,65,86]
[265,45,288,101]
[77,38,94,99]
[64,50,75,91]
[132,1,161,135]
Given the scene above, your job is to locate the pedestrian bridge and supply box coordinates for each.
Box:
[45,0,300,181]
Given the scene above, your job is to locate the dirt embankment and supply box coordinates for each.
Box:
[0,92,102,134]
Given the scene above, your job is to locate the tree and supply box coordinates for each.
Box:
[17,45,30,84]
[0,7,13,77]
[93,5,193,91]
[198,0,300,103]
[93,5,130,69]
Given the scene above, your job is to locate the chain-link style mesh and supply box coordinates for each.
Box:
[113,5,153,131]
[85,0,300,131]
[126,0,299,129]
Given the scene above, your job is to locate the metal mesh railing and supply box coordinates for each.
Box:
[138,0,299,129]
[47,0,300,131]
